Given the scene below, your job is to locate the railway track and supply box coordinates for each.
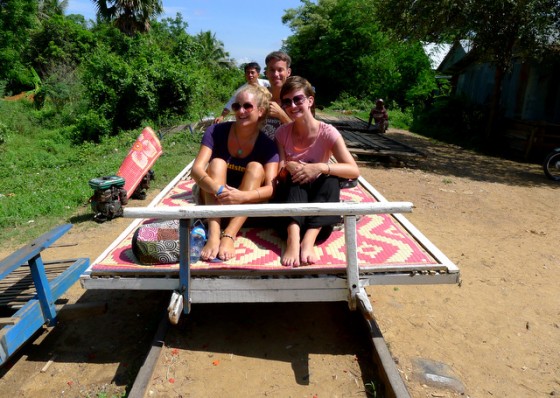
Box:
[127,300,411,398]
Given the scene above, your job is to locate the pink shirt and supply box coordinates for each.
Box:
[275,122,340,163]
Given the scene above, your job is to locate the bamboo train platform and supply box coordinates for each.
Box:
[317,113,426,159]
[80,160,459,309]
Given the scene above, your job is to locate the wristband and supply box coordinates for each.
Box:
[216,185,224,195]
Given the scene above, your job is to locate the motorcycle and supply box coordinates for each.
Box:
[543,147,560,181]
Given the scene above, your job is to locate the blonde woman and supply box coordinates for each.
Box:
[275,76,360,267]
[192,85,279,261]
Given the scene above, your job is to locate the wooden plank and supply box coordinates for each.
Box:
[340,129,391,150]
[124,201,413,221]
[348,148,424,158]
[0,224,72,280]
[0,317,19,327]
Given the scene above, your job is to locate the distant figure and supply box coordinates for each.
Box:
[367,99,389,133]
[213,62,270,124]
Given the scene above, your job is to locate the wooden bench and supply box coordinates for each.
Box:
[0,224,89,366]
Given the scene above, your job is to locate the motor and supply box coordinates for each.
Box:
[543,147,560,181]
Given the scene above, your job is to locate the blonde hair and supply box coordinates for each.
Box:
[235,84,272,127]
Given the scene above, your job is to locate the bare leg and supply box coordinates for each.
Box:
[282,222,301,267]
[300,227,321,265]
[218,162,264,261]
[200,159,227,261]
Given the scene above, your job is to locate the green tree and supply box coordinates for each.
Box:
[0,0,39,93]
[282,0,435,107]
[76,18,240,140]
[28,14,95,76]
[376,0,560,138]
[93,0,163,35]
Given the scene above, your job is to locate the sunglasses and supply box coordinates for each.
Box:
[231,102,254,112]
[281,95,307,109]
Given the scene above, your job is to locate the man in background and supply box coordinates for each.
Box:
[213,62,270,124]
[262,51,292,137]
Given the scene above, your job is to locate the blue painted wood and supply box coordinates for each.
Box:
[0,224,71,279]
[0,258,90,364]
[0,224,90,366]
[29,255,58,324]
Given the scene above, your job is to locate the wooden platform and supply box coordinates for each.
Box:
[317,113,426,159]
[0,225,90,366]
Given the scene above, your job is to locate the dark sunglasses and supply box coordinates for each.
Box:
[231,102,254,112]
[281,95,307,109]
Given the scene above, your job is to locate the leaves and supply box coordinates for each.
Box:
[282,0,436,107]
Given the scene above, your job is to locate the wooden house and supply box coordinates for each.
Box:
[434,41,560,159]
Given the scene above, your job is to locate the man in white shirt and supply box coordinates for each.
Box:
[213,62,270,124]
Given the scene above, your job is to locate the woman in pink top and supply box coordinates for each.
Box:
[275,76,360,267]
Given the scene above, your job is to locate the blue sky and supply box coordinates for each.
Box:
[66,0,304,66]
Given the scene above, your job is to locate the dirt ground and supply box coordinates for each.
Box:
[1,129,559,397]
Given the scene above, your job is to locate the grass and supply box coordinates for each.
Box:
[322,106,413,131]
[0,99,202,246]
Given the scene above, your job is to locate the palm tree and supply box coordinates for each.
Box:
[38,0,68,20]
[93,0,163,35]
[195,31,234,68]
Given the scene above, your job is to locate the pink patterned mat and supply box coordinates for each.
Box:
[91,178,439,276]
[117,127,162,199]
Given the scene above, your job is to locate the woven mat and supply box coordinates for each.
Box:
[91,178,437,275]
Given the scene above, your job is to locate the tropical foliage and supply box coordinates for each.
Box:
[93,0,163,35]
[0,0,39,93]
[282,0,437,108]
[0,2,241,141]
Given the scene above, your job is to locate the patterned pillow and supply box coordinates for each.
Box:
[132,220,180,264]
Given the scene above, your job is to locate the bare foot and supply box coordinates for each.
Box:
[218,234,236,261]
[300,242,319,266]
[282,234,301,267]
[200,235,220,261]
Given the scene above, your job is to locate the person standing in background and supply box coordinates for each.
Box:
[213,62,270,124]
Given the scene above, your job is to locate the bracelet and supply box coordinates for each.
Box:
[198,174,208,184]
[255,189,261,200]
[325,163,331,176]
[221,231,235,241]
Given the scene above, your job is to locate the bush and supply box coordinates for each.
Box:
[76,25,243,141]
[329,93,373,113]
[73,110,112,142]
[388,107,413,130]
[0,121,8,144]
